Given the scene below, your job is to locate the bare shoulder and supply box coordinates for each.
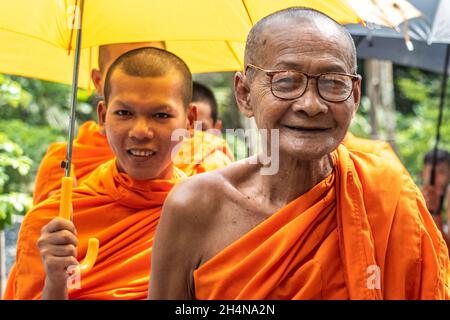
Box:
[150,158,259,299]
[164,157,258,227]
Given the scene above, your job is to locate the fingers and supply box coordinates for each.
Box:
[38,217,78,248]
[38,217,81,286]
[41,217,77,235]
[38,229,78,247]
[41,244,77,258]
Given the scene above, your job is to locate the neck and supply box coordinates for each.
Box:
[258,152,334,208]
[114,160,174,182]
[156,163,175,181]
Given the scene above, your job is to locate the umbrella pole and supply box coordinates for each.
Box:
[58,0,99,278]
[63,0,84,178]
[430,43,450,215]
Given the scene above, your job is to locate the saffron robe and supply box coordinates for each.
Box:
[5,160,185,299]
[194,145,450,300]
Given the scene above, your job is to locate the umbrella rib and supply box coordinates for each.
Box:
[241,0,254,26]
[67,0,79,55]
[226,41,244,70]
[0,26,65,50]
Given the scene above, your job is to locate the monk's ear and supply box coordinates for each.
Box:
[186,103,198,130]
[91,68,103,97]
[97,100,107,136]
[351,77,362,117]
[234,71,254,118]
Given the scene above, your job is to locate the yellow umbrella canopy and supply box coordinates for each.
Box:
[0,0,363,87]
[0,0,362,49]
[0,28,245,88]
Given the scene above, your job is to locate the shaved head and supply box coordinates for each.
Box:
[104,47,192,107]
[98,42,166,73]
[244,7,357,75]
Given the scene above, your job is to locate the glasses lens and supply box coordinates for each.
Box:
[318,74,353,102]
[271,71,306,99]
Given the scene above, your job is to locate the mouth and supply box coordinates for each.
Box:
[127,148,156,160]
[283,125,331,133]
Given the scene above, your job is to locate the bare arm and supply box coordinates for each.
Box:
[149,178,212,300]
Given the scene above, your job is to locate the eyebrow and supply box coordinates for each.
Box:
[113,100,179,114]
[114,100,133,108]
[273,61,348,73]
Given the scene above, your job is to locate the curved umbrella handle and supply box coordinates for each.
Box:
[59,176,99,274]
[79,238,99,274]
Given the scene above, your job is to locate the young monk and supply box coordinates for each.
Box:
[174,81,234,176]
[32,42,165,205]
[149,8,450,300]
[32,43,233,205]
[5,47,193,299]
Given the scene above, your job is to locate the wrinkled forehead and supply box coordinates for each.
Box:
[258,18,353,72]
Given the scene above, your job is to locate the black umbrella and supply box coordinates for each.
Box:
[346,0,449,215]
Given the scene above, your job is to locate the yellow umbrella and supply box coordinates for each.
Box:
[0,0,362,49]
[0,29,245,87]
[0,0,363,88]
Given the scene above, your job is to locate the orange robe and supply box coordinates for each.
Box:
[194,145,450,299]
[5,160,185,300]
[343,132,407,173]
[173,129,234,176]
[32,121,114,205]
[32,121,233,205]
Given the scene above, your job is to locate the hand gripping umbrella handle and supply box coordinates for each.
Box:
[59,176,99,274]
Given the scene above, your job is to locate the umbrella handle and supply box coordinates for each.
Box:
[79,238,99,274]
[59,176,99,275]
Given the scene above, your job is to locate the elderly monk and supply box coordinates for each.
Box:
[32,43,233,205]
[5,47,192,299]
[149,8,450,300]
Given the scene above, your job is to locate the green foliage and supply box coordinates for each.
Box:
[394,66,450,181]
[0,120,64,175]
[396,100,450,181]
[0,74,94,194]
[349,96,372,139]
[0,133,32,229]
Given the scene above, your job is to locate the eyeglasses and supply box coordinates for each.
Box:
[245,64,361,103]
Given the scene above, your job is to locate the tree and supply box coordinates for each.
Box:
[0,133,32,297]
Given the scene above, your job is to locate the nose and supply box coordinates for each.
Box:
[129,117,154,141]
[290,80,328,117]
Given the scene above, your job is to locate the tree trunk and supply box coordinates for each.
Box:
[364,59,398,151]
[365,59,380,139]
[379,61,398,152]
